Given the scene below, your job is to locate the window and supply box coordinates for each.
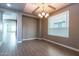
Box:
[48,11,69,38]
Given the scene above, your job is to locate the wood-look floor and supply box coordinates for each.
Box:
[0,39,79,56]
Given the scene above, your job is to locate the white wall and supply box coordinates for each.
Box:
[17,13,22,42]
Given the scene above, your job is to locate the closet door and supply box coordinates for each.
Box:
[22,16,37,40]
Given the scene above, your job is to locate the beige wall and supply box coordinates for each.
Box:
[40,4,79,49]
[22,16,38,40]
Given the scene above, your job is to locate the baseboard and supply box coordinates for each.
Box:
[23,38,41,41]
[42,38,79,52]
[17,41,22,43]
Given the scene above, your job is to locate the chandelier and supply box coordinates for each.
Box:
[37,3,56,18]
[38,11,49,18]
[38,3,49,18]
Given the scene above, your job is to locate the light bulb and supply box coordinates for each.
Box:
[42,12,45,16]
[45,13,49,18]
[38,13,43,18]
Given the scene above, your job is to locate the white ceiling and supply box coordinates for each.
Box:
[0,3,70,16]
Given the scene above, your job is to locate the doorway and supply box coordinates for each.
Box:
[5,21,17,45]
[3,11,17,46]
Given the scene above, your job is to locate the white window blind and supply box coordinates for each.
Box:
[48,11,69,38]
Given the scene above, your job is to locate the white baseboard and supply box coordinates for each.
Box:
[42,38,79,52]
[17,41,22,43]
[23,38,41,41]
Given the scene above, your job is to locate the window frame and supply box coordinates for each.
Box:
[48,10,69,38]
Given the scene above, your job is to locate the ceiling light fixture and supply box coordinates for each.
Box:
[37,3,56,18]
[6,3,11,7]
[38,3,49,18]
[38,12,49,18]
